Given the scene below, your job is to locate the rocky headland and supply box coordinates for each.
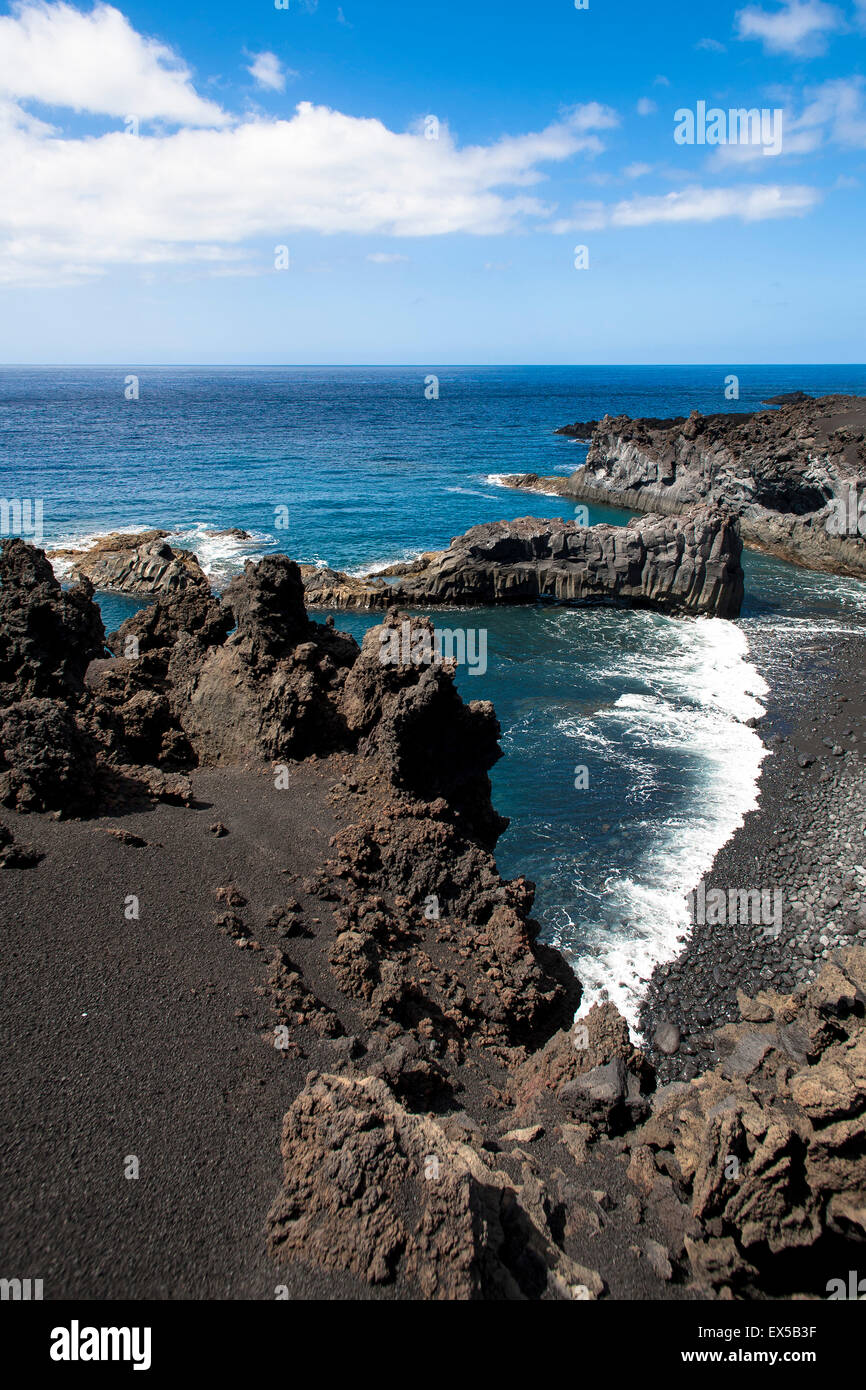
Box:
[502,393,866,579]
[554,419,599,439]
[1,535,864,1301]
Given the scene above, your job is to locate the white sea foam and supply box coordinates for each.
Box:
[183,524,276,583]
[553,616,769,1034]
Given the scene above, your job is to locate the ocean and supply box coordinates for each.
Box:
[3,363,866,1027]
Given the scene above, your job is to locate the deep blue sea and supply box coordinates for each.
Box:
[3,365,866,1026]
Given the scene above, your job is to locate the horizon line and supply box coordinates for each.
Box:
[0,361,864,370]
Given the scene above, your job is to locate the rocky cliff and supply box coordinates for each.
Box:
[302,506,744,618]
[544,393,866,578]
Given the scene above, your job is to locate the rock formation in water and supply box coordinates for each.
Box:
[554,419,599,438]
[49,511,744,620]
[297,564,390,609]
[55,530,208,595]
[521,394,866,578]
[301,506,744,618]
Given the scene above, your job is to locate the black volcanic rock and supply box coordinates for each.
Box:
[393,508,743,617]
[1,547,518,820]
[61,531,208,596]
[554,420,599,437]
[0,697,99,814]
[107,584,228,656]
[0,540,106,812]
[220,554,312,660]
[635,947,866,1294]
[0,538,105,702]
[342,610,506,845]
[266,1071,600,1299]
[762,391,813,406]
[563,393,866,577]
[166,557,359,764]
[303,507,744,618]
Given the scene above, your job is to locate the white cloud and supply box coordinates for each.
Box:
[0,0,227,125]
[0,1,619,288]
[247,52,289,93]
[653,75,671,87]
[623,162,653,177]
[636,98,657,116]
[696,37,727,51]
[552,183,820,230]
[611,184,819,223]
[735,0,845,56]
[710,76,866,163]
[795,75,866,145]
[367,252,409,263]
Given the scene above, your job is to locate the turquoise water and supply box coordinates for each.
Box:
[2,365,865,1025]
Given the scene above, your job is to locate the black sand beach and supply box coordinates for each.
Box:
[1,760,692,1301]
[0,763,381,1299]
[642,629,866,1082]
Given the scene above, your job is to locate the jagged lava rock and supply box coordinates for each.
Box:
[303,507,744,618]
[341,610,505,842]
[0,538,105,702]
[266,1071,604,1299]
[0,540,106,811]
[572,394,866,578]
[632,947,866,1293]
[63,531,208,595]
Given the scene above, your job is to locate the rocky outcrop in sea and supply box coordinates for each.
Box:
[302,507,745,618]
[54,530,209,595]
[506,393,866,579]
[47,510,745,620]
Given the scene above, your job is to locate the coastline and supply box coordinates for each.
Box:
[555,611,770,1030]
[43,516,866,1050]
[2,531,866,1299]
[641,625,866,1080]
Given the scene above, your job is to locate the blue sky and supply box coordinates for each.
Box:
[0,0,864,362]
